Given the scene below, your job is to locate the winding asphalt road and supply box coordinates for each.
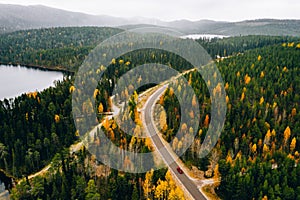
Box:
[142,85,207,200]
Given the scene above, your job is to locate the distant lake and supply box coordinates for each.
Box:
[181,34,229,40]
[0,65,64,100]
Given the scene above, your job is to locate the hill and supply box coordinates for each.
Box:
[1,4,300,36]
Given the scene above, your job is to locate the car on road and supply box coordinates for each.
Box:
[177,166,183,174]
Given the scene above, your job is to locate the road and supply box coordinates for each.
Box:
[142,85,207,200]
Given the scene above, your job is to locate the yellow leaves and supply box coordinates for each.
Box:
[296,43,300,49]
[241,167,246,174]
[169,187,185,200]
[188,74,192,85]
[82,99,93,114]
[236,151,242,160]
[118,59,124,65]
[257,55,262,61]
[291,108,297,117]
[75,130,80,137]
[213,83,222,96]
[93,89,99,99]
[27,91,38,99]
[123,156,132,169]
[271,129,276,137]
[25,113,29,121]
[287,153,295,160]
[284,126,291,142]
[251,144,257,154]
[282,43,287,47]
[188,110,194,119]
[290,137,297,152]
[145,138,153,150]
[177,85,182,93]
[96,65,106,74]
[262,195,268,200]
[98,103,104,113]
[207,80,211,87]
[177,141,183,150]
[192,95,197,107]
[226,152,233,164]
[103,118,110,130]
[155,179,168,199]
[69,85,75,93]
[198,129,203,136]
[244,74,251,85]
[134,125,142,137]
[236,71,240,77]
[213,71,217,79]
[266,129,272,137]
[260,71,265,78]
[96,69,101,74]
[265,129,271,144]
[259,97,264,105]
[151,53,156,60]
[264,122,270,130]
[263,144,269,154]
[181,123,187,132]
[169,87,174,96]
[204,114,210,128]
[156,170,185,200]
[283,66,288,72]
[240,92,245,101]
[111,58,116,65]
[54,114,60,123]
[159,95,164,106]
[172,137,179,151]
[226,95,230,104]
[125,61,131,66]
[225,82,229,90]
[258,139,263,149]
[287,42,294,47]
[213,163,220,178]
[143,169,154,199]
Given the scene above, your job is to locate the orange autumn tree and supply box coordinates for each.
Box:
[204,114,210,128]
[143,169,154,200]
[284,126,291,146]
[290,137,297,152]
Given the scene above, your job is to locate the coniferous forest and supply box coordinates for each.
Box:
[0,26,299,199]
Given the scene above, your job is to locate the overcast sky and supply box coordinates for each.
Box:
[0,0,299,22]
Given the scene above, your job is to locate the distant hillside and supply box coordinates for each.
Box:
[0,4,157,33]
[168,19,300,36]
[0,4,300,36]
[0,27,123,72]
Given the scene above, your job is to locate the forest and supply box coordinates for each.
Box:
[0,27,123,72]
[0,26,300,199]
[159,42,300,199]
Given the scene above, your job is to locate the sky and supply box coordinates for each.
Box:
[0,0,299,22]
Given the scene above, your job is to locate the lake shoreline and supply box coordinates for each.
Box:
[0,64,65,100]
[0,62,74,75]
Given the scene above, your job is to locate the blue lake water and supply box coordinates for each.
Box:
[0,65,64,100]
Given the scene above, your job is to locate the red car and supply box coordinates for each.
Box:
[177,167,183,174]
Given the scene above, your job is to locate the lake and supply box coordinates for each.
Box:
[0,65,64,100]
[181,34,229,40]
